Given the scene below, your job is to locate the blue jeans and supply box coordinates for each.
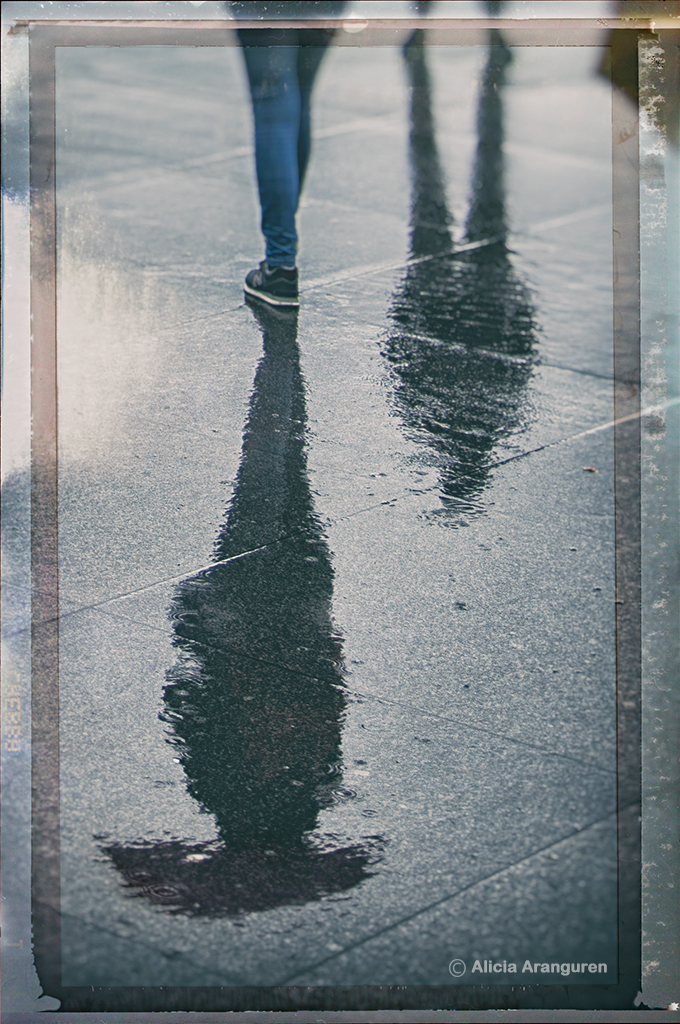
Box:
[238,29,333,267]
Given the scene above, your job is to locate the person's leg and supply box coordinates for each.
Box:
[296,33,333,194]
[239,32,301,268]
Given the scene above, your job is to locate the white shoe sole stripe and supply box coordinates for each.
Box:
[243,283,299,307]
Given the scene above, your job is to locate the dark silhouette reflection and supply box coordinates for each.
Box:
[103,304,381,917]
[384,26,538,521]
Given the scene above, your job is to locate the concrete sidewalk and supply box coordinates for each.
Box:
[48,35,619,990]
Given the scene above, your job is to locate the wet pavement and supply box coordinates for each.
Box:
[51,33,618,988]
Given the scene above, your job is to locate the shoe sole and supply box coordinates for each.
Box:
[244,282,299,308]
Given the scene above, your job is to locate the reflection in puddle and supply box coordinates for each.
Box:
[104,836,378,918]
[103,305,381,917]
[383,29,538,522]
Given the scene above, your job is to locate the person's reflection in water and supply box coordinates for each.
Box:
[384,20,538,522]
[103,305,381,917]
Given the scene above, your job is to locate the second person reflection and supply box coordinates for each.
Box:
[103,305,380,916]
[384,27,538,520]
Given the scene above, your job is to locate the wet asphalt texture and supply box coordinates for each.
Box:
[49,35,618,987]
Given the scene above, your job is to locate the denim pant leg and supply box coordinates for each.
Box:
[240,44,301,267]
[296,44,330,192]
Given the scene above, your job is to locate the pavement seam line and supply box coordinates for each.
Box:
[381,328,534,366]
[276,805,627,986]
[23,494,432,632]
[76,114,401,191]
[304,204,611,291]
[304,235,508,292]
[307,396,677,524]
[97,603,345,686]
[73,598,616,775]
[38,386,670,628]
[134,209,593,302]
[379,332,628,385]
[83,205,611,338]
[538,359,616,382]
[26,499,413,630]
[346,688,616,776]
[489,396,680,470]
[25,543,279,631]
[37,391,674,632]
[26,367,655,633]
[381,336,618,383]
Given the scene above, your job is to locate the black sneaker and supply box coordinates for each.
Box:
[244,260,299,307]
